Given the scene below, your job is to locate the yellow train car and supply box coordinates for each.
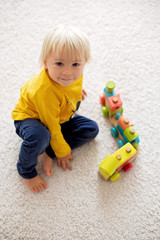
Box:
[99,142,138,182]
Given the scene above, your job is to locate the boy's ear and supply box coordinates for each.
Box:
[44,60,47,69]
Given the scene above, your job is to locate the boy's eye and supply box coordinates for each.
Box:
[72,63,80,67]
[55,62,63,66]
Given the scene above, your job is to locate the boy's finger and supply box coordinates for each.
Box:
[82,89,87,95]
[70,155,74,160]
[66,159,72,170]
[62,160,67,171]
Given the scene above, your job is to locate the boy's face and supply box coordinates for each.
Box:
[44,49,86,87]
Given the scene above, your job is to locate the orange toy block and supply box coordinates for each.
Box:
[118,116,133,131]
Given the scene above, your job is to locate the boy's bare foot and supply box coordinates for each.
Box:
[39,152,53,176]
[23,175,48,192]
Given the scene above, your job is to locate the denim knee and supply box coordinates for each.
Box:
[61,115,99,149]
[25,127,51,155]
[90,120,99,139]
[81,120,99,140]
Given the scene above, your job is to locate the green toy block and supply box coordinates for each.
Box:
[106,81,116,93]
[123,126,139,142]
[133,143,138,150]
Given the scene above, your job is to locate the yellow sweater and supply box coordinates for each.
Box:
[12,68,83,157]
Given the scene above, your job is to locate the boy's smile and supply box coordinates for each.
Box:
[44,49,86,87]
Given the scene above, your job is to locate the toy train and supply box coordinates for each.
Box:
[99,81,140,182]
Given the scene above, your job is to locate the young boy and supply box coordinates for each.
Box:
[12,24,99,192]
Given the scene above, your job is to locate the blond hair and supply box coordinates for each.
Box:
[39,24,91,68]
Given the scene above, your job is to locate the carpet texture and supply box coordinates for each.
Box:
[0,0,160,239]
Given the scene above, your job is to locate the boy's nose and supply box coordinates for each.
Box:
[63,67,72,76]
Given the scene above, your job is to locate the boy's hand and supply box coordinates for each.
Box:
[57,151,74,171]
[82,89,87,100]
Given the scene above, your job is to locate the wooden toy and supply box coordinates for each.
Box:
[99,143,138,182]
[100,81,123,118]
[99,81,140,182]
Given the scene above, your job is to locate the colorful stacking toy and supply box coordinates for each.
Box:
[99,81,140,182]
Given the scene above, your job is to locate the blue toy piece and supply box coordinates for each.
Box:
[117,123,124,136]
[115,112,121,120]
[104,87,116,98]
[111,127,118,138]
[117,139,125,148]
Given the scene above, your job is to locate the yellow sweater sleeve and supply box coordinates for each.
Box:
[34,88,71,157]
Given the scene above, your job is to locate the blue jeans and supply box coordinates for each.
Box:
[14,115,99,179]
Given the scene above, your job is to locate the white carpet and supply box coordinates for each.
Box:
[0,0,160,239]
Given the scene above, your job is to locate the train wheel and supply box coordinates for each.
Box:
[110,172,120,182]
[120,107,123,114]
[117,139,125,148]
[111,127,118,138]
[102,106,108,117]
[100,94,105,105]
[123,163,133,172]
